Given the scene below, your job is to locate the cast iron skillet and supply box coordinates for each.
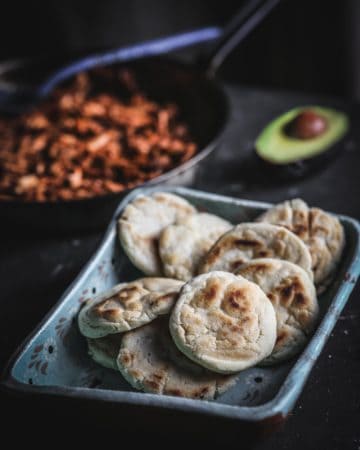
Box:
[0,0,281,232]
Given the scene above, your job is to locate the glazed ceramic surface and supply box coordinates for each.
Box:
[3,186,360,422]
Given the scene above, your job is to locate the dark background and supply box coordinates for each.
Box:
[0,0,359,99]
[1,1,360,449]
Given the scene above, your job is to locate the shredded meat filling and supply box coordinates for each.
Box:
[0,68,197,201]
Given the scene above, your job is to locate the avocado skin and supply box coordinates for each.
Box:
[254,137,346,180]
[254,106,350,180]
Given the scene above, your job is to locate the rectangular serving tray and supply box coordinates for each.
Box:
[2,186,360,425]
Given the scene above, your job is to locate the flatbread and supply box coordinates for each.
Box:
[87,334,122,370]
[199,223,313,279]
[78,277,183,338]
[159,213,232,281]
[237,258,319,364]
[256,198,345,287]
[117,318,237,399]
[118,192,196,275]
[169,271,277,373]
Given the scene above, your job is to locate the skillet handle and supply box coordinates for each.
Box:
[37,27,221,98]
[39,0,282,97]
[204,0,283,77]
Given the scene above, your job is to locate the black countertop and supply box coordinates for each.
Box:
[1,85,359,449]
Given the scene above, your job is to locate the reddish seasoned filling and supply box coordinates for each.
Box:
[0,68,197,201]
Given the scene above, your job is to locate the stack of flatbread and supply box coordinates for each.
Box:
[78,192,345,400]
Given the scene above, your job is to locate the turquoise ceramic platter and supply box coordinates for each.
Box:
[2,186,360,425]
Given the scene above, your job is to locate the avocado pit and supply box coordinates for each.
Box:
[285,110,328,140]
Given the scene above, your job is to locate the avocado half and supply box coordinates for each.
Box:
[255,106,349,178]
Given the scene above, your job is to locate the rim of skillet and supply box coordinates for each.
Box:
[2,186,360,423]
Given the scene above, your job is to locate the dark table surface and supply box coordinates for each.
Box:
[1,85,359,449]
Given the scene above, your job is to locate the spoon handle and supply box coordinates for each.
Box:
[37,27,221,98]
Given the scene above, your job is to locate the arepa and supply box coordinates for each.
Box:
[118,192,196,275]
[87,334,122,370]
[199,223,313,279]
[169,271,277,374]
[78,278,183,338]
[256,198,345,287]
[159,212,232,281]
[117,318,237,399]
[237,258,319,364]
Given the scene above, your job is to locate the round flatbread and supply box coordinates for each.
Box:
[78,278,183,338]
[87,334,122,370]
[117,318,237,399]
[169,271,277,373]
[118,192,196,275]
[199,223,313,279]
[237,258,319,365]
[256,198,345,287]
[159,213,232,281]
